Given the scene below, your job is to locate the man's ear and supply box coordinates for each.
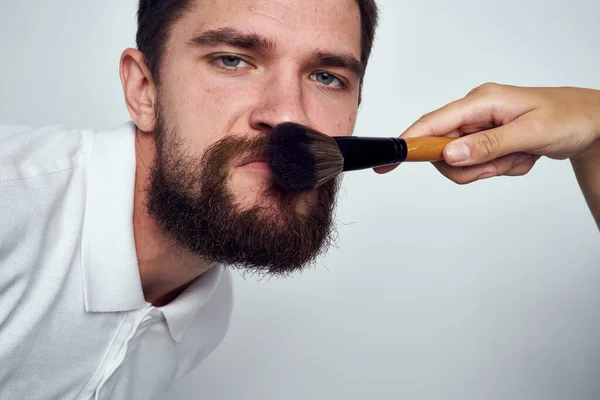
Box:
[119,48,157,132]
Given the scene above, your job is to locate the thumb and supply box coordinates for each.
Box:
[443,121,530,166]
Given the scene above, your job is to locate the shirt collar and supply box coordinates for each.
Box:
[159,264,224,342]
[80,121,146,312]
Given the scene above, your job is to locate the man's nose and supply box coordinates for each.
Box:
[248,75,310,134]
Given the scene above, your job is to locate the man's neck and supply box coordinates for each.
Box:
[132,129,214,307]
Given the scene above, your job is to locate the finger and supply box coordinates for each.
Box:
[400,83,534,141]
[373,129,463,174]
[400,89,518,140]
[442,116,540,166]
[432,152,535,184]
[505,155,541,176]
[374,164,397,174]
[400,96,489,139]
[374,151,539,176]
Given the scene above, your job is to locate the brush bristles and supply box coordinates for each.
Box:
[267,122,344,193]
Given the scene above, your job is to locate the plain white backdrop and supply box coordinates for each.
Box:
[1,0,599,399]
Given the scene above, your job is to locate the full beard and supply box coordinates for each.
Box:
[145,113,341,276]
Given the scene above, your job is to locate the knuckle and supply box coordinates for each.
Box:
[508,164,533,177]
[474,132,501,159]
[416,112,433,124]
[520,159,537,173]
[455,178,474,185]
[468,82,502,97]
[516,169,529,176]
[412,115,435,135]
[449,173,472,185]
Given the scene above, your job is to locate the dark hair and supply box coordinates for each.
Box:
[136,0,378,88]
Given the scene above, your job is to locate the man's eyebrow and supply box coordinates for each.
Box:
[187,27,275,52]
[311,51,365,79]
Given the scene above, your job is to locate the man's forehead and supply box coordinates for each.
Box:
[196,0,359,18]
[185,0,362,53]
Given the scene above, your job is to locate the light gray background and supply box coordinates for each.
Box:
[1,0,599,399]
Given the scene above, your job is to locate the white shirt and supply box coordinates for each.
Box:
[0,122,233,399]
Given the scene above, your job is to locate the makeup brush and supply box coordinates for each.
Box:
[267,122,456,193]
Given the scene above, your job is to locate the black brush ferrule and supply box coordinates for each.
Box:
[333,136,408,171]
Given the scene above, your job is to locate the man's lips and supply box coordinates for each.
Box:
[235,153,269,168]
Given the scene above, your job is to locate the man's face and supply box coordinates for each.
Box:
[146,0,363,275]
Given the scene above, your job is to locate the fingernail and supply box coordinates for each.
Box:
[445,142,470,163]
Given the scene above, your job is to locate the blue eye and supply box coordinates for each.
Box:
[315,72,336,85]
[221,55,242,67]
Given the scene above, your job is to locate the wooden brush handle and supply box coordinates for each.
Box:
[404,137,457,161]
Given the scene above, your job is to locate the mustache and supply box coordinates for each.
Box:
[201,132,270,167]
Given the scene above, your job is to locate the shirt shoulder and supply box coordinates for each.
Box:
[0,123,95,183]
[0,123,97,286]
